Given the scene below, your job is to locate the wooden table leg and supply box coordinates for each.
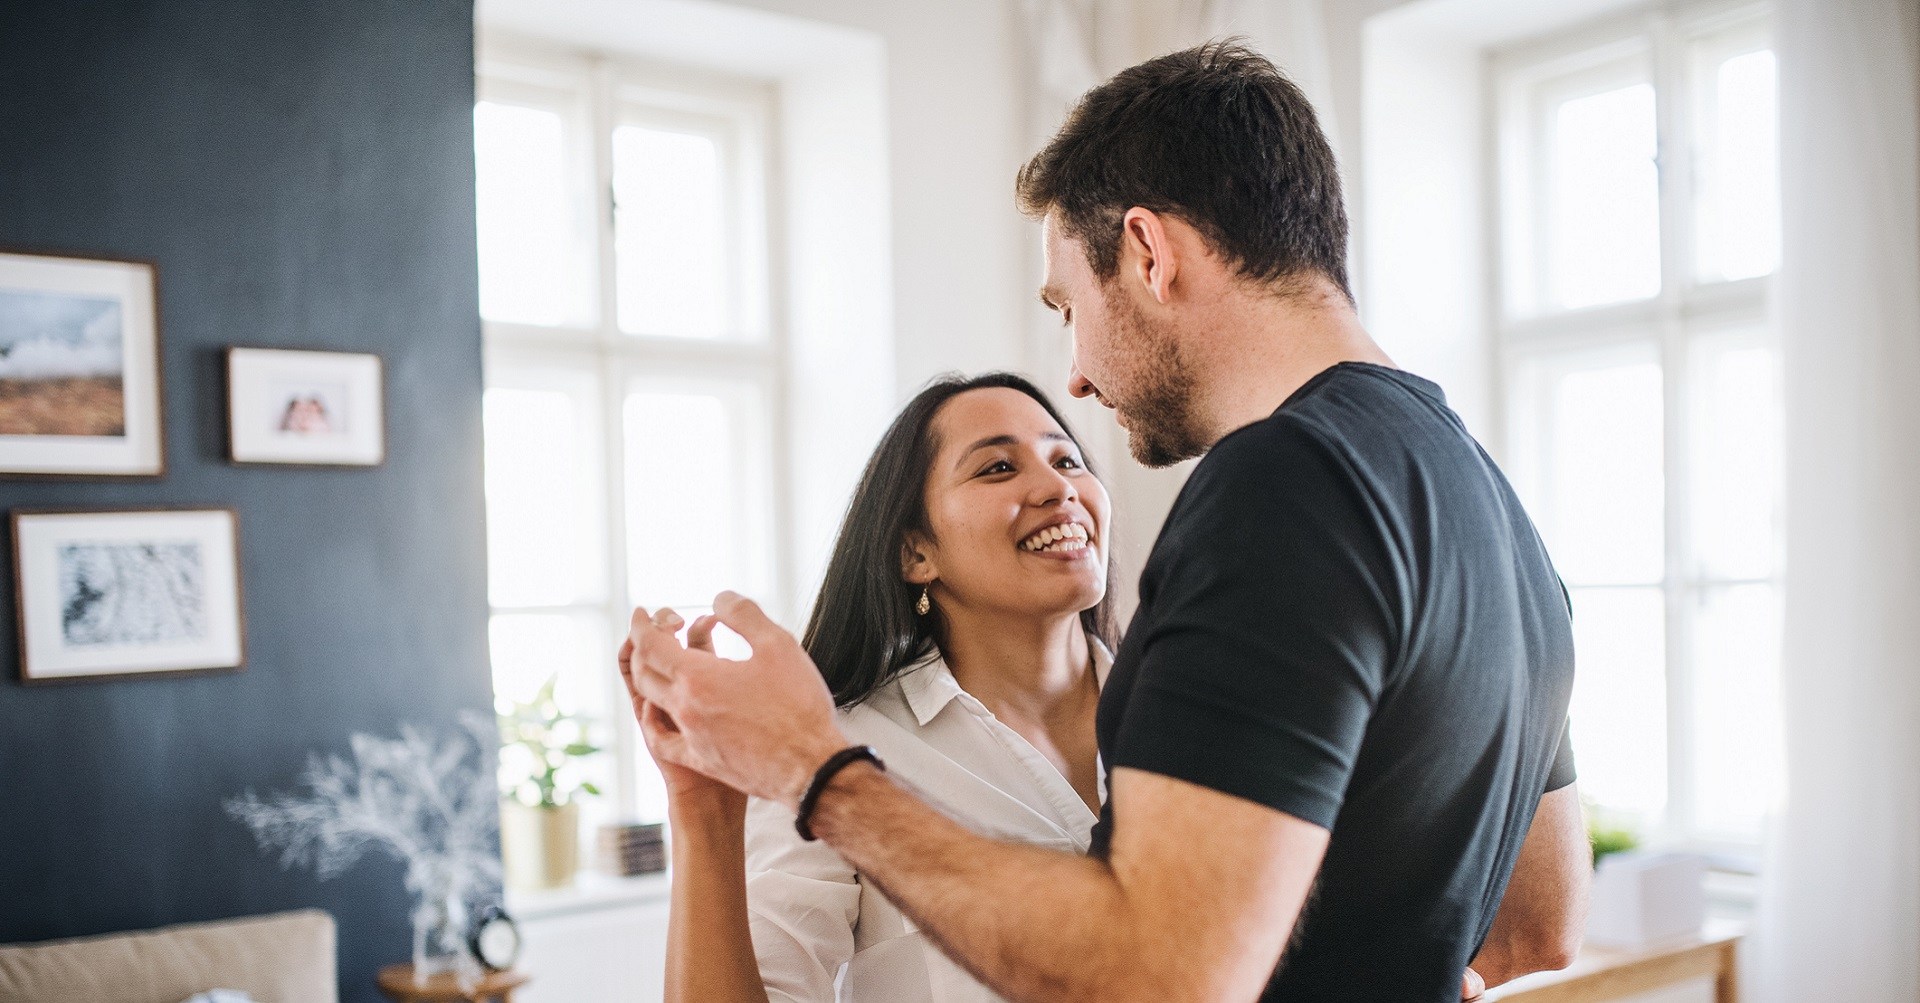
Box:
[1715,942,1740,1003]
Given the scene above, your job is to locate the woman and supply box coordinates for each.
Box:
[621,372,1117,1002]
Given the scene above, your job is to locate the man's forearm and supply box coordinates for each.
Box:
[807,763,1149,1002]
[1470,786,1589,989]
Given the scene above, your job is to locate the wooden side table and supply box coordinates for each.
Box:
[376,964,530,1003]
[1485,921,1743,1002]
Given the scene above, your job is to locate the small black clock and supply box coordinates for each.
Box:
[469,905,522,973]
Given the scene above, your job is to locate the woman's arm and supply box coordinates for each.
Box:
[622,614,769,1003]
[664,791,769,1003]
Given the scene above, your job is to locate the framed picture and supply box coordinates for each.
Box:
[0,250,165,477]
[226,347,385,466]
[11,508,245,684]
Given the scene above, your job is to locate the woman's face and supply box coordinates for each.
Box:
[907,387,1111,622]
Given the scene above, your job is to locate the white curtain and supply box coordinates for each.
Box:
[1756,0,1920,997]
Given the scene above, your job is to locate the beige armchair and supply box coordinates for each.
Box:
[0,909,336,1003]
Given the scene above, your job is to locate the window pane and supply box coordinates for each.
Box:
[1568,586,1668,821]
[1524,356,1666,586]
[490,611,612,711]
[484,387,598,607]
[1694,49,1779,282]
[475,101,583,325]
[1689,583,1783,838]
[623,387,774,608]
[613,125,730,338]
[1546,83,1662,309]
[490,611,620,837]
[1689,336,1781,580]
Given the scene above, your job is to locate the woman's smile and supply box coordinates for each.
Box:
[1018,519,1096,560]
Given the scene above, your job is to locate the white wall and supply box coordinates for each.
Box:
[1357,7,1496,439]
[716,0,1035,394]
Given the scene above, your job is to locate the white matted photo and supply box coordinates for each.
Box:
[227,347,384,466]
[12,509,245,683]
[0,250,165,477]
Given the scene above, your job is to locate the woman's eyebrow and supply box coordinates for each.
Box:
[954,432,1073,471]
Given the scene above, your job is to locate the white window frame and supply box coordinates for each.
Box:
[478,34,793,825]
[1488,0,1779,863]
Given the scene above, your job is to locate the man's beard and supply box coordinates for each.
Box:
[1111,296,1209,468]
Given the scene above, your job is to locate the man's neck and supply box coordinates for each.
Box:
[1186,281,1394,447]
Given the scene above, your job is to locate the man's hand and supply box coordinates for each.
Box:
[618,610,747,819]
[627,591,849,808]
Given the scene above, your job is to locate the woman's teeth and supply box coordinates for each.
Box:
[1021,523,1090,553]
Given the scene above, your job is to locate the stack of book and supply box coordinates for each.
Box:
[597,822,666,876]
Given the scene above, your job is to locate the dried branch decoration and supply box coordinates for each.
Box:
[226,712,502,987]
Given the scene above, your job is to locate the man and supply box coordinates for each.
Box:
[628,42,1588,1001]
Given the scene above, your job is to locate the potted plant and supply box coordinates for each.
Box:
[1582,803,1707,947]
[1589,813,1640,866]
[497,676,602,891]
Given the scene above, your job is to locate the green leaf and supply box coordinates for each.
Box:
[563,743,600,757]
[579,781,602,797]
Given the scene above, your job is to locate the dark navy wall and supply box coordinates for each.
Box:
[0,2,491,999]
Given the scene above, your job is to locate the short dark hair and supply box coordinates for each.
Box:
[802,372,1119,707]
[1016,39,1350,300]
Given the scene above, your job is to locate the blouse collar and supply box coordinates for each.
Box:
[896,633,1114,727]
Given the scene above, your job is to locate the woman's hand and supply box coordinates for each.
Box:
[619,609,748,822]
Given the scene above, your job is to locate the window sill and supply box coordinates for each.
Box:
[506,869,671,922]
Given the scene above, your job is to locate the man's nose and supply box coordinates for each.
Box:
[1066,364,1096,400]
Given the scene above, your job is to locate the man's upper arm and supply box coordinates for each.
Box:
[1105,767,1331,1002]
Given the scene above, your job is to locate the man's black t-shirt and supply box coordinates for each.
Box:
[1091,362,1576,1001]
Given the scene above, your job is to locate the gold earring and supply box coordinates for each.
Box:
[916,586,932,616]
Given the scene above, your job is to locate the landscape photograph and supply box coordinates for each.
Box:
[0,285,128,437]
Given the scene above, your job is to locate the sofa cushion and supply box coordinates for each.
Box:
[0,910,335,1003]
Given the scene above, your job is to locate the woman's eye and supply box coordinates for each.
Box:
[980,460,1014,475]
[1056,456,1082,470]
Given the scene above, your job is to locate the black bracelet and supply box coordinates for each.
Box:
[794,745,885,842]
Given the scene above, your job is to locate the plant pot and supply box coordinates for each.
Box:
[500,799,580,891]
[1586,851,1708,947]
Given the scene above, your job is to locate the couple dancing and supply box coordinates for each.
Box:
[617,42,1588,1002]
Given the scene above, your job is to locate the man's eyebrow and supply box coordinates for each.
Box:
[954,432,1074,470]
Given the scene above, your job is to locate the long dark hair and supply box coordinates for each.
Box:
[801,372,1120,707]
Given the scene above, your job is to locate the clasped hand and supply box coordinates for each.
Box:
[616,591,850,810]
[620,594,1492,1002]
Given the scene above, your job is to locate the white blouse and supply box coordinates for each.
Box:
[743,641,1111,1003]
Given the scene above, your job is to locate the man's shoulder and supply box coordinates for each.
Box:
[1140,413,1372,589]
[1180,409,1352,517]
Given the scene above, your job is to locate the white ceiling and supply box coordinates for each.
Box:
[1369,0,1651,47]
[475,0,877,77]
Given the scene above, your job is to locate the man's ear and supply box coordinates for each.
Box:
[900,535,938,586]
[1121,206,1179,306]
